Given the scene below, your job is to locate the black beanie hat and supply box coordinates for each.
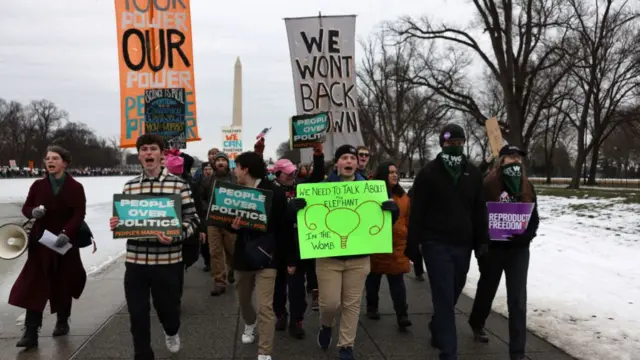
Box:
[334,144,358,162]
[439,123,466,146]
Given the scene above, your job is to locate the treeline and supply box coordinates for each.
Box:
[0,99,122,169]
[354,0,640,187]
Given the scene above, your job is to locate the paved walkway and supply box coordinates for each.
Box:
[1,257,575,360]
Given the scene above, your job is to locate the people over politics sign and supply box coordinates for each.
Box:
[112,194,182,238]
[114,0,200,148]
[206,181,273,232]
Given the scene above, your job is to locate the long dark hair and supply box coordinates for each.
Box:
[374,161,405,197]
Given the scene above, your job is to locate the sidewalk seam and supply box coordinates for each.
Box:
[357,319,388,360]
[68,302,126,359]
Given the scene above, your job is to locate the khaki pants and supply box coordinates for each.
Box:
[235,269,277,355]
[207,226,236,287]
[316,256,370,348]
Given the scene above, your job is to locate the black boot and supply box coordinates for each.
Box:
[52,313,70,337]
[395,305,412,328]
[16,311,42,349]
[366,306,380,320]
[471,327,489,343]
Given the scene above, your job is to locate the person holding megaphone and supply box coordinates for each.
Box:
[8,145,88,349]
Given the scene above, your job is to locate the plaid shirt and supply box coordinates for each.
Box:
[121,168,199,265]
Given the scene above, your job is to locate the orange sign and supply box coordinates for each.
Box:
[28,160,34,169]
[114,0,200,148]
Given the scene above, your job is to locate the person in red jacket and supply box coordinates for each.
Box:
[10,145,87,349]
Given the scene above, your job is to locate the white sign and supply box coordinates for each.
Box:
[284,15,364,162]
[221,126,243,168]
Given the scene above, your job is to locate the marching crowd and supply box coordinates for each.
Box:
[8,122,539,360]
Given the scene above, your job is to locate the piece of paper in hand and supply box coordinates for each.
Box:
[38,230,72,255]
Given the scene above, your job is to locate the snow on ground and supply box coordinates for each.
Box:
[1,177,638,359]
[0,176,130,275]
[401,179,640,360]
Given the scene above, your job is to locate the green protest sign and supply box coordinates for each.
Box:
[296,180,392,259]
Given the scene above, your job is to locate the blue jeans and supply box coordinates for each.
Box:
[422,241,472,360]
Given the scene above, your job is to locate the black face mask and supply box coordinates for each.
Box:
[501,163,522,194]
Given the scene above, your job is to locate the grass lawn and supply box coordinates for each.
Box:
[536,185,640,204]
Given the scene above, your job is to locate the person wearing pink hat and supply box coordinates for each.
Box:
[270,143,326,340]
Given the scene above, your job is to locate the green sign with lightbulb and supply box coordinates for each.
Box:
[296,180,393,259]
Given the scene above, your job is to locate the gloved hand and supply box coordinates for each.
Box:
[32,206,46,219]
[404,241,422,262]
[381,200,399,224]
[289,198,307,212]
[474,243,489,259]
[55,233,70,248]
[508,233,532,245]
[254,138,265,155]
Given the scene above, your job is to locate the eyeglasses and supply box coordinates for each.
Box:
[358,153,370,158]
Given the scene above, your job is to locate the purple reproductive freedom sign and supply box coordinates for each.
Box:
[487,202,535,241]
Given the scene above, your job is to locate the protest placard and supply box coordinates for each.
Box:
[487,202,535,241]
[114,0,200,148]
[284,14,364,163]
[289,112,329,149]
[221,126,242,168]
[295,181,392,259]
[112,194,182,239]
[206,181,272,232]
[144,88,186,148]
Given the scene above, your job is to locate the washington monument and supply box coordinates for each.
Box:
[232,57,242,127]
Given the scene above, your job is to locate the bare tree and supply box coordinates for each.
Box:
[389,0,574,149]
[357,32,447,167]
[564,0,640,187]
[275,141,301,164]
[28,99,68,158]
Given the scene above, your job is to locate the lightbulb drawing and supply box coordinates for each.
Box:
[355,200,386,235]
[325,209,360,249]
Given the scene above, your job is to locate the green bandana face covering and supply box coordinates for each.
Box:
[440,146,465,182]
[442,146,464,157]
[501,163,522,194]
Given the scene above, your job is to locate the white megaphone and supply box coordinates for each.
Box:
[0,223,29,260]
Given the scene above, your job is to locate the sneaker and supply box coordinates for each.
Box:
[275,314,288,331]
[242,323,256,344]
[338,346,355,360]
[311,289,319,311]
[257,355,272,360]
[164,333,180,353]
[317,325,332,349]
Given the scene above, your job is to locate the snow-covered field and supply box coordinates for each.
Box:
[0,176,638,360]
[401,179,640,360]
[0,176,128,276]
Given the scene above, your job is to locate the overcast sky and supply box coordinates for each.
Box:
[0,0,472,162]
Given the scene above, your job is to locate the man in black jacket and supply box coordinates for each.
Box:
[406,123,489,360]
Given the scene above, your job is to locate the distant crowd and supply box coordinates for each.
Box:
[0,167,139,178]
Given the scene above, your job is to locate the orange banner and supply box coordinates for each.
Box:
[114,0,199,148]
[28,160,34,169]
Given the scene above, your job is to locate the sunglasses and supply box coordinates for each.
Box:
[358,153,370,157]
